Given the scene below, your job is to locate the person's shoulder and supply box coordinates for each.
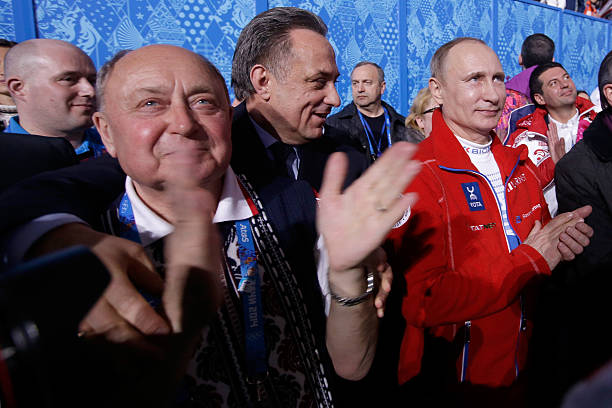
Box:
[382,101,405,121]
[327,103,356,121]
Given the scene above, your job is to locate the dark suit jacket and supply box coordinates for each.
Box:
[0,132,78,191]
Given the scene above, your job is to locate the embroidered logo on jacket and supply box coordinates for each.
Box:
[461,182,485,211]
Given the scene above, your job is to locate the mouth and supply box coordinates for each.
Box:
[313,112,329,120]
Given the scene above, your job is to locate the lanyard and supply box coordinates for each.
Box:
[357,107,393,160]
[117,192,141,244]
[235,219,267,381]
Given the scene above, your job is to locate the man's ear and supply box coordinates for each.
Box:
[603,84,612,108]
[533,93,546,107]
[429,77,444,106]
[7,76,25,101]
[249,64,271,101]
[518,54,523,67]
[380,80,386,96]
[93,112,117,157]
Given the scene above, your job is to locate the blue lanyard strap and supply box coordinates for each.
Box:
[235,219,267,379]
[357,107,393,159]
[117,192,141,244]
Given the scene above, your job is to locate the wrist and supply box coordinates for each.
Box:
[328,268,374,307]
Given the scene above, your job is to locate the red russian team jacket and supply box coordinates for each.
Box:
[388,110,552,387]
[506,97,597,188]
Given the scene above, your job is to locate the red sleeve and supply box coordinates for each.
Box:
[387,165,550,328]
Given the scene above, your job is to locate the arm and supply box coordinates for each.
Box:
[0,156,125,232]
[317,142,420,380]
[556,146,612,266]
[509,129,556,188]
[388,165,591,328]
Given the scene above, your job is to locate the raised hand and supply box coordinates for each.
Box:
[317,141,420,273]
[547,121,566,164]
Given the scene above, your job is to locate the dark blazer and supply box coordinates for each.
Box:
[231,101,367,192]
[0,132,78,191]
[325,101,421,164]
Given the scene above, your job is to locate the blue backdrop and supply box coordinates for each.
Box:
[2,0,610,115]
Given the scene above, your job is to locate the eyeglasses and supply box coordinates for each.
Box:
[422,106,439,115]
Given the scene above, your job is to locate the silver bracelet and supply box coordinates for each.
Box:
[329,271,374,307]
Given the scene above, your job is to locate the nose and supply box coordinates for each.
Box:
[482,79,501,106]
[77,77,95,97]
[167,102,198,137]
[358,82,365,92]
[325,83,341,107]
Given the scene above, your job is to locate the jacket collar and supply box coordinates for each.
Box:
[335,100,402,122]
[516,97,597,136]
[430,109,527,175]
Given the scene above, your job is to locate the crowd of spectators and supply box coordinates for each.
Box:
[0,6,611,408]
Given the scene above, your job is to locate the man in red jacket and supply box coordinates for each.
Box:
[388,37,593,404]
[506,62,598,216]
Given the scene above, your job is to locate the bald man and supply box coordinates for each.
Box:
[3,39,105,158]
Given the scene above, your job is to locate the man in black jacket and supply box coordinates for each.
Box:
[326,61,421,164]
[530,49,612,407]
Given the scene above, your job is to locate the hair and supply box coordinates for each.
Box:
[430,37,487,80]
[0,39,17,48]
[529,61,566,106]
[231,7,327,100]
[351,61,384,83]
[95,49,132,112]
[598,50,612,110]
[405,87,433,131]
[96,48,229,112]
[520,34,555,68]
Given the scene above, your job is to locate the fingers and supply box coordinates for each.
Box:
[104,271,171,335]
[361,143,420,209]
[557,241,576,261]
[164,188,222,333]
[572,205,592,220]
[563,224,591,247]
[526,219,542,241]
[80,296,165,359]
[320,152,349,198]
[574,221,594,238]
[374,264,392,318]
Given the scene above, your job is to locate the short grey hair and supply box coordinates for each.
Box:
[96,48,229,112]
[430,37,487,80]
[351,61,384,83]
[96,49,132,112]
[231,7,327,101]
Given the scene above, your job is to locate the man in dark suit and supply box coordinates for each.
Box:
[0,8,421,406]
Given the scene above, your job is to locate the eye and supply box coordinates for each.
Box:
[549,80,557,87]
[59,76,76,84]
[314,79,327,89]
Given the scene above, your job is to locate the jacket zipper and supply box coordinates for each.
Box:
[440,157,526,380]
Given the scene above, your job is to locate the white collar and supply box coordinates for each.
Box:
[548,109,579,129]
[125,167,254,246]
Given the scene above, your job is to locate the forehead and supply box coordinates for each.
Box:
[38,45,95,74]
[107,48,226,99]
[351,65,378,80]
[444,41,502,80]
[286,29,338,77]
[540,66,569,83]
